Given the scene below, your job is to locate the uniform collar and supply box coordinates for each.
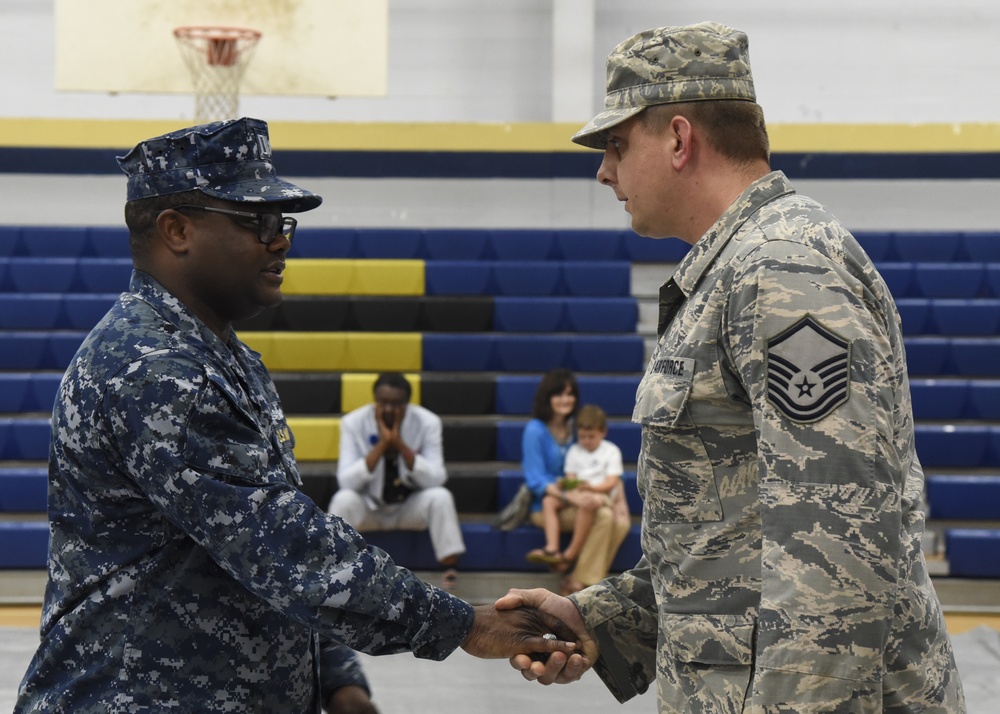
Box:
[671,170,795,298]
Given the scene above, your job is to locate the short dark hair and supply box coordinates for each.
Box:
[576,404,608,431]
[640,100,770,166]
[123,189,215,259]
[531,368,579,422]
[373,372,412,401]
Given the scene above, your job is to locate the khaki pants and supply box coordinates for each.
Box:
[530,500,630,586]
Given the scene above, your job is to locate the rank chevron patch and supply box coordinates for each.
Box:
[766,316,851,423]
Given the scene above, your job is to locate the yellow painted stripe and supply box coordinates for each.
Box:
[283,259,424,296]
[241,332,422,372]
[287,416,339,461]
[3,118,1000,153]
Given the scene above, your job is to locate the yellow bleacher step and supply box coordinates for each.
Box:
[241,332,422,371]
[287,416,339,461]
[283,259,424,296]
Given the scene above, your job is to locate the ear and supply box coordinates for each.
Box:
[154,208,195,256]
[668,115,695,170]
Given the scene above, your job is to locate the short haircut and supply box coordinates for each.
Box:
[639,100,770,167]
[531,368,579,422]
[373,372,412,401]
[123,189,215,260]
[576,404,608,432]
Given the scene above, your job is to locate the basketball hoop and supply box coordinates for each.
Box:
[173,26,261,122]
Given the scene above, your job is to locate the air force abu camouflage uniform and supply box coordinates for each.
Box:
[570,172,966,712]
[16,271,474,712]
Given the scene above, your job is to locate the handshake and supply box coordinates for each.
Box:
[460,587,598,685]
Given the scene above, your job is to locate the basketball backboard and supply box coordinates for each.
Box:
[54,0,387,98]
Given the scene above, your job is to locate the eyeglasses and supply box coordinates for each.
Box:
[169,205,297,245]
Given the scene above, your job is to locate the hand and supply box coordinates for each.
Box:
[495,588,597,685]
[325,684,378,714]
[461,604,583,663]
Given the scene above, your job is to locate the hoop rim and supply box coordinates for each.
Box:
[173,26,262,41]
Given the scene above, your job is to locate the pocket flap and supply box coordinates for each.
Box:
[662,612,755,666]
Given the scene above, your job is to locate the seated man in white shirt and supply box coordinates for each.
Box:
[329,372,465,588]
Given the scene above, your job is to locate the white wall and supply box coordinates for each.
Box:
[6,0,1000,124]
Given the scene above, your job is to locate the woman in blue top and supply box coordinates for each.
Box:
[521,369,629,594]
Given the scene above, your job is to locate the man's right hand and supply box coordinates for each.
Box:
[494,588,598,685]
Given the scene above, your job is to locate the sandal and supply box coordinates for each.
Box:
[440,568,458,591]
[526,548,565,567]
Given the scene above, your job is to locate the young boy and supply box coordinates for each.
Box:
[526,405,627,593]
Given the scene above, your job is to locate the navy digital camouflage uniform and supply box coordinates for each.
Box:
[570,171,966,712]
[16,270,474,712]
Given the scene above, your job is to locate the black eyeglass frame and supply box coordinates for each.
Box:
[166,205,297,245]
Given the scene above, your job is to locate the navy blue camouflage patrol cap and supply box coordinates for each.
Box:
[117,117,322,212]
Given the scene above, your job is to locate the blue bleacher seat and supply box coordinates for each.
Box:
[493,336,571,372]
[62,293,117,329]
[422,229,491,260]
[876,263,914,298]
[987,264,1000,298]
[854,232,896,262]
[489,230,556,260]
[564,297,637,332]
[949,338,1000,376]
[909,379,969,420]
[0,418,52,460]
[576,375,640,416]
[927,475,1000,520]
[77,258,133,293]
[912,263,986,298]
[570,335,644,372]
[0,294,62,329]
[421,334,494,371]
[0,521,49,568]
[892,231,963,262]
[946,529,1000,578]
[290,228,358,258]
[904,337,951,376]
[19,226,89,257]
[553,230,625,261]
[354,228,424,259]
[86,227,132,257]
[0,373,60,412]
[0,375,30,412]
[492,298,565,332]
[967,380,1000,419]
[961,232,1000,262]
[5,257,78,292]
[0,468,48,512]
[492,262,561,296]
[0,226,19,257]
[894,299,929,334]
[561,261,631,297]
[424,261,493,295]
[926,299,1000,336]
[0,332,86,370]
[914,424,992,468]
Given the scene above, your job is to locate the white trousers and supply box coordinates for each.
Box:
[328,487,466,564]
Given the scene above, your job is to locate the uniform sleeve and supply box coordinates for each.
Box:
[336,410,376,493]
[723,240,902,707]
[521,420,560,501]
[569,557,659,702]
[403,410,447,490]
[104,355,474,661]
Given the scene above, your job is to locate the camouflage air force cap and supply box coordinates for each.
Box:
[117,117,322,212]
[572,21,756,149]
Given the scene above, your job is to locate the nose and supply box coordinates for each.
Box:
[596,150,615,186]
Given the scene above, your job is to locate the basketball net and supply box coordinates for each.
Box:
[173,26,262,123]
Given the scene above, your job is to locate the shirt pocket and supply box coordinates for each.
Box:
[634,365,724,524]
